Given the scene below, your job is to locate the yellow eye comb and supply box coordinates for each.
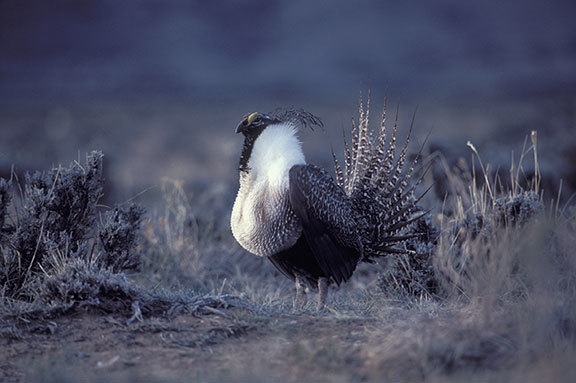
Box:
[247,112,259,124]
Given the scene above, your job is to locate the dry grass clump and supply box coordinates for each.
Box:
[435,134,545,303]
[138,180,208,290]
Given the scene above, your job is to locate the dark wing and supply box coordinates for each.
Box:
[288,165,361,285]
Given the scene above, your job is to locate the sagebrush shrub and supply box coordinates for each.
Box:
[99,204,146,273]
[0,151,144,304]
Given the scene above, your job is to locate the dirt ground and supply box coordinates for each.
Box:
[7,302,560,383]
[1,306,398,382]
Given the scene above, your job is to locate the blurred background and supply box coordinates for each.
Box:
[1,0,575,202]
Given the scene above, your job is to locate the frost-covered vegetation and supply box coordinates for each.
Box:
[0,151,143,301]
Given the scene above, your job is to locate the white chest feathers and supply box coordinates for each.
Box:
[231,123,306,256]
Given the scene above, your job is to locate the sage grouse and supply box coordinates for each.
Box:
[231,102,426,309]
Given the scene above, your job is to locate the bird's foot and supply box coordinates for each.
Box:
[293,276,306,310]
[316,277,328,311]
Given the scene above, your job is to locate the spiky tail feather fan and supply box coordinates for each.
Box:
[332,96,428,260]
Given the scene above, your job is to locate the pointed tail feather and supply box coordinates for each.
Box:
[334,95,428,259]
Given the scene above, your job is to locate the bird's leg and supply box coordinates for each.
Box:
[293,276,306,310]
[317,277,328,311]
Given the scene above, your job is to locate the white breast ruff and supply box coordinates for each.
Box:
[231,123,306,256]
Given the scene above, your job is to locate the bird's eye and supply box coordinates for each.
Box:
[242,120,248,126]
[254,117,261,123]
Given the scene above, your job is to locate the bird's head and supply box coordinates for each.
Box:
[235,111,307,174]
[235,112,280,136]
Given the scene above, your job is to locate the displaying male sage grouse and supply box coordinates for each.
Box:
[231,101,426,309]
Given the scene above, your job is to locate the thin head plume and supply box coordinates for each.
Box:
[269,108,324,132]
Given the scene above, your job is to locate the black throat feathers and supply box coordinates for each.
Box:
[238,126,266,173]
